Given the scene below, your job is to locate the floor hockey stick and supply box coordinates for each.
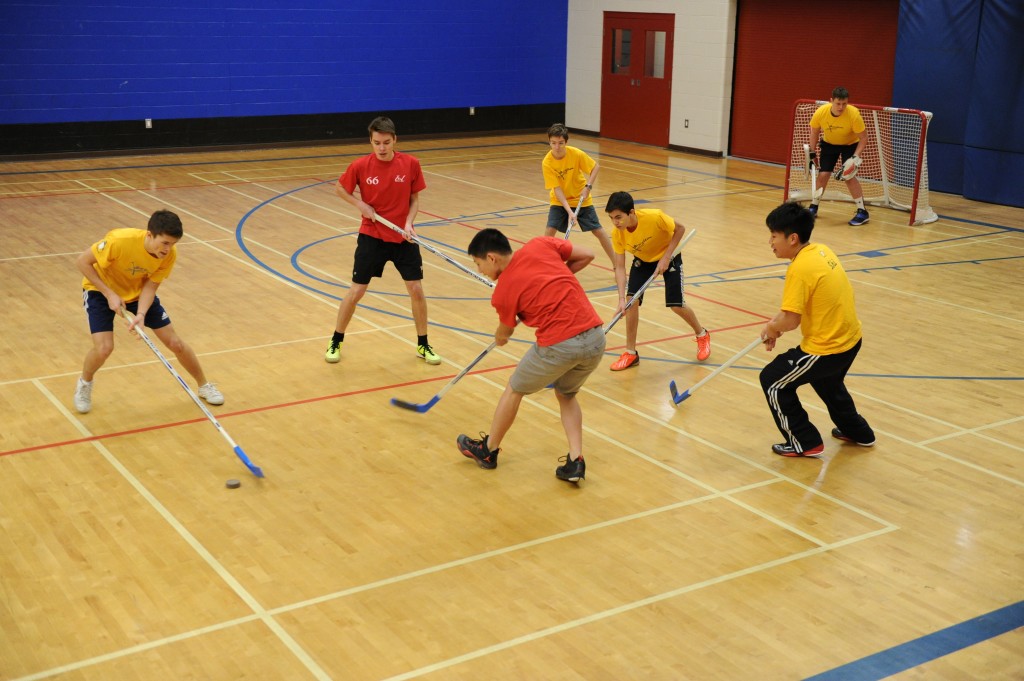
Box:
[390,339,500,413]
[562,192,586,240]
[603,228,696,334]
[373,213,495,289]
[120,308,264,478]
[669,336,763,406]
[805,143,823,201]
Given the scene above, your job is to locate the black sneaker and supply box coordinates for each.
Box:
[808,203,818,218]
[771,442,824,457]
[457,433,498,469]
[555,454,585,482]
[831,428,875,446]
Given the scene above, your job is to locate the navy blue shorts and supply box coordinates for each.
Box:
[351,232,424,285]
[82,290,171,334]
[547,204,603,233]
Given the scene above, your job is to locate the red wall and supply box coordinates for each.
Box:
[730,0,900,164]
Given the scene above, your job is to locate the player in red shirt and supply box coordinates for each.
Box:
[456,229,606,483]
[324,116,441,366]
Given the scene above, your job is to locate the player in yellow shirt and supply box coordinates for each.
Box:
[759,202,874,457]
[73,209,224,413]
[604,191,711,370]
[809,86,870,226]
[542,124,615,263]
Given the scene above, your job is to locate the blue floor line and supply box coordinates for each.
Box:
[804,601,1024,680]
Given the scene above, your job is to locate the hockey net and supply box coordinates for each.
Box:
[784,99,938,225]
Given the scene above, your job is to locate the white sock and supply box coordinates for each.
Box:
[696,329,708,338]
[855,198,865,209]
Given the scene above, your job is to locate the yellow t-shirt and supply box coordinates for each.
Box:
[611,208,675,262]
[81,228,177,302]
[782,243,862,355]
[810,103,865,146]
[542,146,596,207]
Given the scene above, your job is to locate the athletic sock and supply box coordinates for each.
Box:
[417,334,428,346]
[332,331,345,343]
[697,329,708,337]
[811,198,820,206]
[855,198,865,210]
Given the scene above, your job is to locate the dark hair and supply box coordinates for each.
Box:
[467,228,512,258]
[547,123,569,140]
[148,210,183,238]
[604,191,635,214]
[831,86,850,100]
[765,202,814,243]
[368,116,397,136]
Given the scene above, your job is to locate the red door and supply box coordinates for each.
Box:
[600,12,674,147]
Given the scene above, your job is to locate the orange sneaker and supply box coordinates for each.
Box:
[695,330,711,361]
[610,351,640,371]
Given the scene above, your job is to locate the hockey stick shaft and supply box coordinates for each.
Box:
[390,339,500,412]
[603,228,697,334]
[120,309,264,477]
[562,192,586,240]
[372,213,494,288]
[670,336,763,405]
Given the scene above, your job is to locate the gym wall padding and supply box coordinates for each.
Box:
[962,0,1024,207]
[893,0,981,195]
[894,0,1024,207]
[730,0,898,164]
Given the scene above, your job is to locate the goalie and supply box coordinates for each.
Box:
[807,86,870,226]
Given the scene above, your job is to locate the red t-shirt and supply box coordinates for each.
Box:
[491,237,602,347]
[338,151,427,243]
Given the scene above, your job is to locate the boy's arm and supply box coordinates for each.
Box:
[336,180,375,220]
[494,321,515,347]
[552,186,575,219]
[77,248,122,312]
[564,242,595,274]
[613,250,627,310]
[130,279,161,331]
[583,161,600,200]
[657,220,686,275]
[760,310,802,351]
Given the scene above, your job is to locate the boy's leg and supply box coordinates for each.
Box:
[403,279,428,336]
[673,306,704,335]
[591,227,616,263]
[152,323,208,387]
[759,348,823,453]
[623,304,640,350]
[545,205,569,237]
[809,342,875,444]
[82,331,115,381]
[334,283,369,334]
[486,383,526,451]
[555,390,583,458]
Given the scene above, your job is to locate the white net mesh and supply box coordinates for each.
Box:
[785,100,938,225]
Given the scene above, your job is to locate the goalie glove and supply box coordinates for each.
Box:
[836,155,862,181]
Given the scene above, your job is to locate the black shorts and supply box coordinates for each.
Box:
[818,141,858,175]
[82,290,171,334]
[351,232,424,285]
[628,253,686,308]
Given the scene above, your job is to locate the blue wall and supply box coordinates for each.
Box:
[894,0,1024,207]
[0,0,567,125]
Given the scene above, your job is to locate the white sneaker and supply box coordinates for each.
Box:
[74,377,93,413]
[198,382,225,405]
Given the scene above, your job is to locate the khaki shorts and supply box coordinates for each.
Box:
[510,325,606,395]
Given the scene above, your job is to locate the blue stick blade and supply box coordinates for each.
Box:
[673,389,691,405]
[415,396,441,413]
[233,445,265,478]
[669,380,680,400]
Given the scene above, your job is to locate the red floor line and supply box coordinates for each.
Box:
[0,363,519,459]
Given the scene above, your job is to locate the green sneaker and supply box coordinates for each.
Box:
[417,343,442,365]
[325,339,341,363]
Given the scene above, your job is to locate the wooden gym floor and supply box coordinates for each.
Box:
[0,134,1022,680]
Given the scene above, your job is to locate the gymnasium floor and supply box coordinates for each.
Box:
[0,133,1021,680]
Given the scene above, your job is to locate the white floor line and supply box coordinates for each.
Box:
[28,379,332,681]
[382,527,898,681]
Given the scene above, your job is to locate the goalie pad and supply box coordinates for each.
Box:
[834,155,862,181]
